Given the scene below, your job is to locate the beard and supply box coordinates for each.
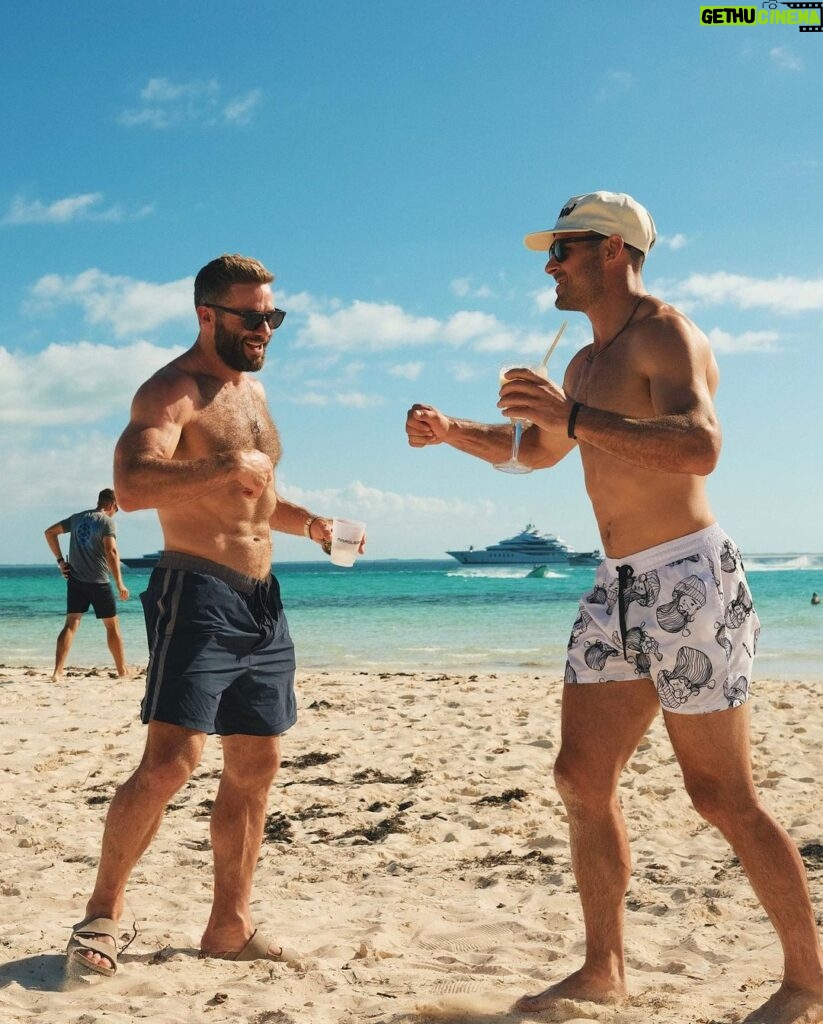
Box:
[554,250,606,311]
[214,318,266,372]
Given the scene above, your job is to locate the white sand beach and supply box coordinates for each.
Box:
[0,665,821,1024]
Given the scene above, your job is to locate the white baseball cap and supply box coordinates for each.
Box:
[524,191,657,254]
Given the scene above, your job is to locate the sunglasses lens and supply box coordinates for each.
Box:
[242,310,286,330]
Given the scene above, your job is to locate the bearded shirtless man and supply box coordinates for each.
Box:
[405,193,823,1024]
[66,254,353,977]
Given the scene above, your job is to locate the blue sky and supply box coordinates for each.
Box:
[2,0,822,563]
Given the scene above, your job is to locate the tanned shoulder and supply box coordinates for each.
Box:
[130,359,203,430]
[629,299,719,406]
[632,300,712,365]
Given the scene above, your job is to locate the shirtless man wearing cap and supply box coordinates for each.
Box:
[406,192,823,1024]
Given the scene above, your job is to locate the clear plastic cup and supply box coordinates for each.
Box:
[330,518,365,567]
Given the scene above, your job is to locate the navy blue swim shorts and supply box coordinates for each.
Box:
[140,552,297,736]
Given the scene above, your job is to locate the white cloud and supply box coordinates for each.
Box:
[450,360,482,382]
[770,46,803,72]
[118,77,261,128]
[388,362,423,380]
[271,361,341,398]
[297,301,441,351]
[666,272,823,314]
[3,193,101,224]
[0,432,122,513]
[224,89,262,124]
[296,299,534,354]
[291,392,330,406]
[2,193,152,225]
[27,269,193,337]
[272,355,380,409]
[119,109,171,129]
[279,479,496,522]
[707,328,780,354]
[279,289,324,314]
[442,310,502,344]
[334,391,384,408]
[450,277,494,299]
[123,77,220,128]
[0,340,183,426]
[657,233,688,251]
[286,390,382,409]
[473,328,521,353]
[535,266,823,321]
[533,286,557,314]
[142,77,219,103]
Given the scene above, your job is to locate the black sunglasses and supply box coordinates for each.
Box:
[204,303,286,331]
[548,234,606,263]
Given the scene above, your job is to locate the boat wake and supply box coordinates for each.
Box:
[745,553,823,572]
[446,566,567,580]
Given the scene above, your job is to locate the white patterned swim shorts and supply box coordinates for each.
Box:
[564,524,760,714]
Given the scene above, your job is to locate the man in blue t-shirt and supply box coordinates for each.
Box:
[43,487,130,681]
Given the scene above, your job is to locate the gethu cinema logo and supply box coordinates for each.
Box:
[700,2,822,29]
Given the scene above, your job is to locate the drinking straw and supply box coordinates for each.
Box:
[540,320,568,367]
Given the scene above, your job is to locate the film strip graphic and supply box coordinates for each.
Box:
[780,1,823,30]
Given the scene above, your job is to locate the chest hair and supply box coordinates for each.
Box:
[180,375,282,464]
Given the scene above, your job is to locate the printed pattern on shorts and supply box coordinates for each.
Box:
[564,525,761,715]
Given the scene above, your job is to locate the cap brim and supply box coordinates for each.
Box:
[524,228,596,251]
[524,230,554,251]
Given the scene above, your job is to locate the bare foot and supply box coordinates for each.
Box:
[51,671,63,683]
[743,986,823,1024]
[514,967,628,1012]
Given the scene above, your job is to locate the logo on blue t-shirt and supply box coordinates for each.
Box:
[75,517,99,549]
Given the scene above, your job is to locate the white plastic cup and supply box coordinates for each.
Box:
[330,518,365,567]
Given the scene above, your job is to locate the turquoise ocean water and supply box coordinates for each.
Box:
[1,556,821,681]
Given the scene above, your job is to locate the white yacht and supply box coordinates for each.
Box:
[446,524,575,565]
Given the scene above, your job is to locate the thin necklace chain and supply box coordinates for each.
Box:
[585,295,647,363]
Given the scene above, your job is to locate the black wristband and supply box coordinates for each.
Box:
[567,402,584,440]
[56,556,65,563]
